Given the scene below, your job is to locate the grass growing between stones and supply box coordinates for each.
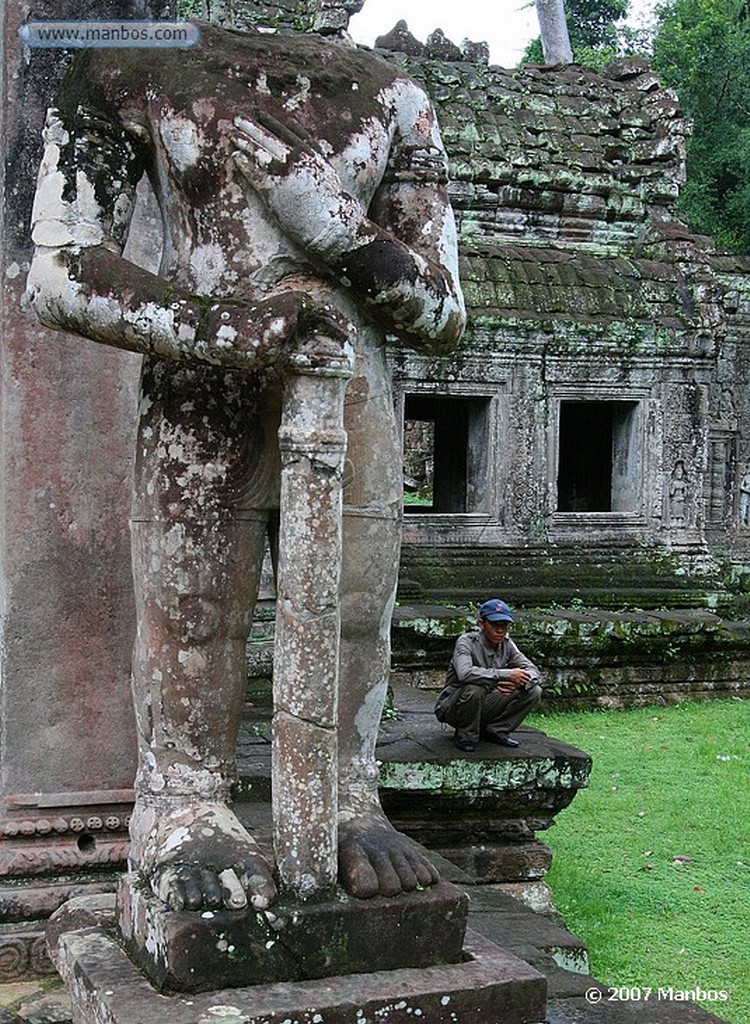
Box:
[527,700,750,1024]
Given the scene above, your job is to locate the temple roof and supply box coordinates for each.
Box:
[373,40,731,334]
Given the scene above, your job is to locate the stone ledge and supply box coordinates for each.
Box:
[546,994,730,1024]
[116,876,468,993]
[235,682,592,886]
[0,869,731,1024]
[389,604,750,709]
[52,921,547,1024]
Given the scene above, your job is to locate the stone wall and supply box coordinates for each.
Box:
[390,604,750,710]
[0,0,169,979]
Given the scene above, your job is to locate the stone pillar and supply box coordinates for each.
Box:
[272,334,353,899]
[0,0,167,968]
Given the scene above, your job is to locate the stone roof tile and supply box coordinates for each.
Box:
[459,245,711,327]
[393,54,692,250]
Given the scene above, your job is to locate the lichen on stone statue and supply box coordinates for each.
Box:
[26,0,465,914]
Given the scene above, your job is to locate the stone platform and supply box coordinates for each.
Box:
[236,680,593,892]
[0,687,732,1024]
[49,914,546,1024]
[0,684,588,983]
[115,874,468,992]
[388,604,750,709]
[0,878,731,1024]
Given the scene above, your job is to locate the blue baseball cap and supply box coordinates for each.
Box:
[479,599,514,623]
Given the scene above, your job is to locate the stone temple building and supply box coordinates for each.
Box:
[375,30,750,614]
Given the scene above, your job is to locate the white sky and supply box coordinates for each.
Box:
[349,0,660,68]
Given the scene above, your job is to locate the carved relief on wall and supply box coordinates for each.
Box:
[0,791,132,877]
[669,459,688,525]
[0,935,56,981]
[739,467,750,529]
[705,434,736,527]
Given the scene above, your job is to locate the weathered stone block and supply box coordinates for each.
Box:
[53,922,547,1024]
[433,841,553,883]
[116,875,469,993]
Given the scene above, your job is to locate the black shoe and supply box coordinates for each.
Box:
[453,733,477,753]
[495,735,520,748]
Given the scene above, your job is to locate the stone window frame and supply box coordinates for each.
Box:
[394,380,505,526]
[547,385,652,533]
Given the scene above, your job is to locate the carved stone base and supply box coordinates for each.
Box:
[116,873,469,993]
[52,915,547,1024]
[0,875,122,981]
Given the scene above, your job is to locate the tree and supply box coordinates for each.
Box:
[652,0,750,253]
[535,0,574,63]
[523,0,630,69]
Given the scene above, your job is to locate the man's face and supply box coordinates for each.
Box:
[479,617,510,647]
[209,0,365,33]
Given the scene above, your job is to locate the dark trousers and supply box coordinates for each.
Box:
[438,683,542,744]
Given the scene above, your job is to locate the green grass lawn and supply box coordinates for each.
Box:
[527,699,750,1024]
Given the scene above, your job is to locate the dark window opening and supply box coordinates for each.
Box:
[403,395,490,514]
[557,400,639,513]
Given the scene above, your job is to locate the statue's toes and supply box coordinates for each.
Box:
[338,840,381,899]
[218,867,249,910]
[339,826,441,900]
[387,850,420,892]
[368,847,403,898]
[381,843,438,894]
[153,864,247,912]
[200,868,225,909]
[406,845,440,888]
[154,864,214,911]
[237,856,278,910]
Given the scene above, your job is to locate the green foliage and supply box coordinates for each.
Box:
[530,700,750,1021]
[176,0,204,16]
[567,0,629,49]
[652,0,750,253]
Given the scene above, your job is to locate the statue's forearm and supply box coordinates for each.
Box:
[232,140,464,354]
[332,235,465,355]
[26,246,308,371]
[257,177,465,353]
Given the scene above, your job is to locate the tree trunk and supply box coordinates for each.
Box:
[535,0,574,63]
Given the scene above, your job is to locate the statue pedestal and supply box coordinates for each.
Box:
[116,874,468,992]
[48,895,547,1024]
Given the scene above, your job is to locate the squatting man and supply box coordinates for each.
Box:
[25,0,466,912]
[435,599,543,752]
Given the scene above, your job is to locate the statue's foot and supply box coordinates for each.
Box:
[131,801,277,913]
[338,810,440,899]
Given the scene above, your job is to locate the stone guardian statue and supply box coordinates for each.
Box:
[26,0,465,914]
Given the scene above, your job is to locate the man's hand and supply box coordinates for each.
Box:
[497,668,532,694]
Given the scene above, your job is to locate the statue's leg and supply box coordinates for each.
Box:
[128,357,280,912]
[336,354,439,898]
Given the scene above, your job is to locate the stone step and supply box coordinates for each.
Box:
[465,885,589,975]
[236,682,592,886]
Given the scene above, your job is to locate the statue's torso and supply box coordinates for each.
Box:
[81,24,414,303]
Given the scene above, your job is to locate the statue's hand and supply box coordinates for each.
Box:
[232,111,336,190]
[198,289,309,369]
[231,113,359,260]
[179,289,354,374]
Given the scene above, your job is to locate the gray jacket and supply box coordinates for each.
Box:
[435,629,542,719]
